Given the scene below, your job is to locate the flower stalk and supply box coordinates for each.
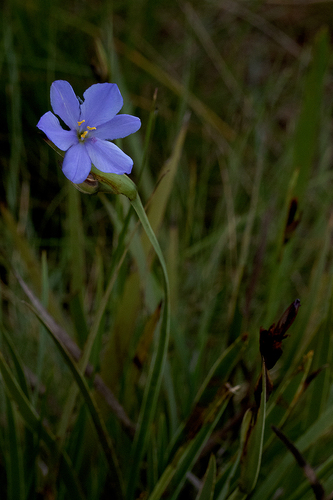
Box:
[126,192,171,500]
[37,81,170,498]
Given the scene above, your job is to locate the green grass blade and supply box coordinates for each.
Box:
[147,375,237,500]
[166,333,245,463]
[24,301,125,500]
[0,350,85,499]
[57,190,135,445]
[227,132,265,324]
[0,350,45,439]
[6,395,25,500]
[194,334,246,407]
[287,452,333,500]
[148,388,231,500]
[137,88,158,186]
[114,39,235,141]
[215,452,241,500]
[141,115,189,255]
[1,328,36,495]
[67,185,86,302]
[226,488,246,500]
[14,271,135,436]
[238,362,267,494]
[126,193,170,500]
[4,21,23,212]
[195,454,216,500]
[2,328,30,399]
[251,402,333,500]
[293,27,329,201]
[34,250,49,405]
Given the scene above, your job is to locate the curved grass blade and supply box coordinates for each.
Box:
[292,27,329,202]
[227,134,265,324]
[114,39,235,141]
[147,385,234,500]
[2,327,37,494]
[137,87,158,186]
[6,395,25,500]
[288,452,333,500]
[215,451,241,500]
[238,361,267,494]
[14,270,135,437]
[141,115,189,255]
[2,327,30,398]
[226,488,246,500]
[264,350,313,451]
[272,425,326,500]
[56,221,131,444]
[225,374,267,500]
[251,402,333,500]
[0,350,85,500]
[23,301,125,500]
[125,192,170,500]
[0,205,68,329]
[166,333,246,463]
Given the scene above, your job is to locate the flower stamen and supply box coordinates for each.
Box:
[78,119,85,126]
[79,125,96,141]
[80,130,88,140]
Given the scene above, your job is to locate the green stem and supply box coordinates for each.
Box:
[126,193,171,500]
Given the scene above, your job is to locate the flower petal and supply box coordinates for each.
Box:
[37,112,78,151]
[50,80,80,130]
[93,115,141,140]
[62,143,92,183]
[85,138,133,175]
[81,83,123,127]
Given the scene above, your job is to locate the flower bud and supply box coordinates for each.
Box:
[90,165,137,201]
[74,174,100,195]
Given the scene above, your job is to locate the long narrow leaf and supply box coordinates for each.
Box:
[0,350,85,499]
[148,385,234,500]
[239,361,267,493]
[195,454,216,500]
[251,402,333,500]
[24,301,125,500]
[6,396,25,500]
[166,333,245,463]
[125,192,171,500]
[14,270,136,437]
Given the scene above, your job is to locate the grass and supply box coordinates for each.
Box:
[1,1,333,499]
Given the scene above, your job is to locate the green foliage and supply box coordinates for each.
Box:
[1,1,333,499]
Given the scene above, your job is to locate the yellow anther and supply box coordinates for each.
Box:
[87,126,96,130]
[78,119,85,126]
[80,131,88,140]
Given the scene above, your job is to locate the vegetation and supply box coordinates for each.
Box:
[1,1,333,499]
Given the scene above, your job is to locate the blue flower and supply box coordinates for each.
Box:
[37,80,141,184]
